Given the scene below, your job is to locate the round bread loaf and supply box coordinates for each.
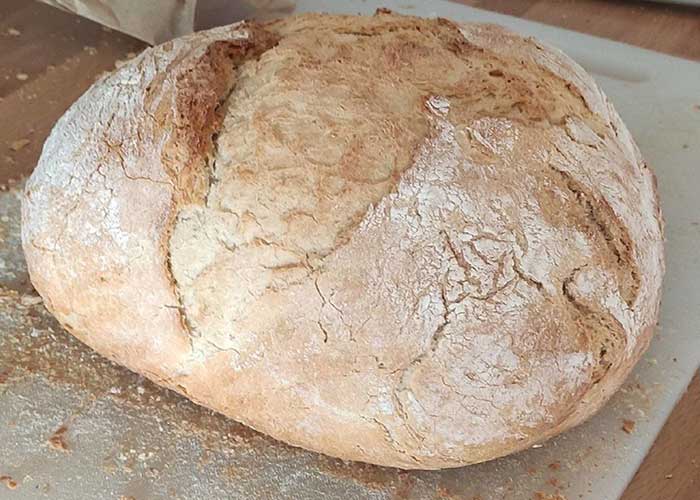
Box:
[21,11,664,469]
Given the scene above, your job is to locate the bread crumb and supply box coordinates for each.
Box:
[20,295,43,306]
[15,73,28,81]
[7,28,21,36]
[622,419,636,434]
[137,386,145,395]
[435,485,455,498]
[533,492,566,500]
[9,138,30,151]
[665,474,673,479]
[48,425,70,452]
[531,443,543,449]
[0,476,18,490]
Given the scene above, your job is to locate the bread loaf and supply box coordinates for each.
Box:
[21,11,664,469]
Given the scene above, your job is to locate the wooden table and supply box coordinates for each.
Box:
[1,1,698,498]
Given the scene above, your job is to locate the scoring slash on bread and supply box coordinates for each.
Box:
[21,10,664,469]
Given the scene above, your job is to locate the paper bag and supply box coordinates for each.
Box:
[40,0,295,44]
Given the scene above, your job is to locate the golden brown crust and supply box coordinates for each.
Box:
[21,12,664,469]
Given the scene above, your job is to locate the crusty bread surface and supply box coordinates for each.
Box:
[21,11,664,469]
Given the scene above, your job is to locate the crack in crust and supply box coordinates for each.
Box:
[162,25,281,343]
[547,149,640,307]
[561,265,627,384]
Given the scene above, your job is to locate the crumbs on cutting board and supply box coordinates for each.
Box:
[533,492,566,500]
[19,295,42,306]
[621,419,636,434]
[47,425,70,452]
[434,484,461,499]
[0,475,18,490]
[317,457,420,498]
[617,376,662,417]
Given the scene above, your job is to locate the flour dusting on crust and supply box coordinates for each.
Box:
[22,12,664,469]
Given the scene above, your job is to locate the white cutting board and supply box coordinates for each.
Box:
[292,0,700,497]
[0,2,698,500]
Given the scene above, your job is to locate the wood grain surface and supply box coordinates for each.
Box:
[1,1,698,499]
[0,0,144,188]
[462,0,700,60]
